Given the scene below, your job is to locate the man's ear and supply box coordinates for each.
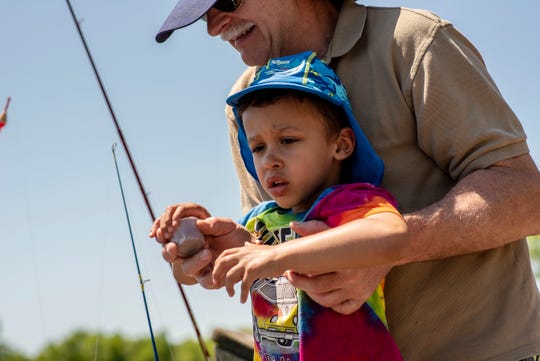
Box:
[335,127,355,160]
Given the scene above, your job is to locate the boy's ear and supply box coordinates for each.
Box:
[334,127,355,160]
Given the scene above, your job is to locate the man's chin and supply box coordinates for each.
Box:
[238,49,269,67]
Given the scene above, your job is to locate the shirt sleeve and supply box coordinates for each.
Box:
[412,23,528,180]
[306,183,402,227]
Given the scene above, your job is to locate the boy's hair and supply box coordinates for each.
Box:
[236,88,350,139]
[236,88,354,182]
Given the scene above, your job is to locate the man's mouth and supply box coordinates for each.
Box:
[220,22,255,43]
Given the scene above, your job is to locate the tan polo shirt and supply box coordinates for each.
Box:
[225,3,540,361]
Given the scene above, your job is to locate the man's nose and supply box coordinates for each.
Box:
[206,8,231,37]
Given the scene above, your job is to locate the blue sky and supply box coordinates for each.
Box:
[1,0,539,356]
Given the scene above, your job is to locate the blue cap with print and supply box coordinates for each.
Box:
[226,51,384,186]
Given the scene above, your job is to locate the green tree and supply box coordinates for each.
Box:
[170,339,213,361]
[0,322,30,361]
[32,330,213,361]
[36,330,97,361]
[0,343,30,361]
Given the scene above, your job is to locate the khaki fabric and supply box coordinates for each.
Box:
[225,4,540,361]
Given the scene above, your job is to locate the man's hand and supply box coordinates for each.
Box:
[183,216,252,288]
[149,203,211,285]
[150,203,211,244]
[286,265,391,314]
[153,209,252,288]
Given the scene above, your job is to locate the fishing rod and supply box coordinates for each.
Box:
[64,1,211,360]
[0,97,11,130]
[112,143,160,361]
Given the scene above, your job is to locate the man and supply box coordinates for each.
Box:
[152,1,540,360]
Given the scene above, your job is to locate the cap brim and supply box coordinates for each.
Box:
[226,82,343,108]
[155,0,215,43]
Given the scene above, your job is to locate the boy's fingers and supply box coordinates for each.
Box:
[226,279,236,297]
[172,203,211,222]
[197,217,238,236]
[223,266,245,298]
[290,220,329,237]
[212,260,225,288]
[241,280,251,303]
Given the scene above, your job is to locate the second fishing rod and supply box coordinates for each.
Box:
[64,1,211,360]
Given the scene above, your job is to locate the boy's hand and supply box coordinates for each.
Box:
[213,242,278,303]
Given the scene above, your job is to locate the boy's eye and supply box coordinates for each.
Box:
[251,144,264,153]
[281,138,297,145]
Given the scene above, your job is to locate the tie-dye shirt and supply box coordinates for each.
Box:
[239,183,403,361]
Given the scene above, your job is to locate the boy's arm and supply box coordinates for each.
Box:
[213,211,408,302]
[277,212,408,274]
[290,154,540,314]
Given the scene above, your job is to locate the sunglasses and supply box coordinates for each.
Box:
[212,0,244,12]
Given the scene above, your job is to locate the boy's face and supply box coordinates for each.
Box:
[242,97,352,212]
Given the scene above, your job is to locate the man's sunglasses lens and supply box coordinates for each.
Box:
[213,0,243,12]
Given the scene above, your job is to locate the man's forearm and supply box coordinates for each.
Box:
[399,153,540,264]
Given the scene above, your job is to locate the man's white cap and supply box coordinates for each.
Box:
[156,0,216,43]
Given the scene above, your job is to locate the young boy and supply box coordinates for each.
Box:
[155,51,408,360]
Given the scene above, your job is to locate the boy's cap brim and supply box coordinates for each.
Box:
[156,0,215,43]
[227,82,343,110]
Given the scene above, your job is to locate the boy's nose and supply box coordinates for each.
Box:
[262,150,283,169]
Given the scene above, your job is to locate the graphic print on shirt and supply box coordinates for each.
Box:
[250,216,301,360]
[243,185,405,361]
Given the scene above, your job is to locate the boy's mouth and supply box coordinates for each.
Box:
[266,176,288,189]
[266,176,289,197]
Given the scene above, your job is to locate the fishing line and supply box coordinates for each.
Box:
[22,173,47,353]
[64,1,211,360]
[112,143,160,361]
[93,210,110,361]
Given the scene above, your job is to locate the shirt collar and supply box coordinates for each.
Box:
[325,1,367,61]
